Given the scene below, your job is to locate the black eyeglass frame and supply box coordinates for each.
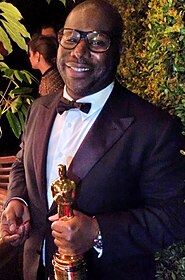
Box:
[58,28,113,53]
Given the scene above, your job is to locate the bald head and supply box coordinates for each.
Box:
[65,0,123,43]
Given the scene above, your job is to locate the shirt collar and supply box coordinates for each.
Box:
[63,81,114,117]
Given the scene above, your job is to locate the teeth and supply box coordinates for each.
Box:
[71,67,89,72]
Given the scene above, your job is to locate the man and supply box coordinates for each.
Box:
[1,1,185,279]
[40,24,57,38]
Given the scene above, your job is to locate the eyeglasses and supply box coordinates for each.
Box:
[58,28,112,53]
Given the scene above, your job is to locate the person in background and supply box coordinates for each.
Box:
[1,1,185,280]
[40,24,57,38]
[28,34,64,96]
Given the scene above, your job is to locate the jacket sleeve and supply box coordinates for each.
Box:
[6,105,32,203]
[96,116,185,261]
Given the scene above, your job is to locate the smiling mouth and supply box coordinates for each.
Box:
[66,63,91,73]
[71,67,90,72]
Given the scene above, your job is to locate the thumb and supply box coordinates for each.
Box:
[4,213,18,234]
[48,213,59,222]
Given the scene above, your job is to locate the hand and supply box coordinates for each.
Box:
[49,210,99,256]
[0,199,31,247]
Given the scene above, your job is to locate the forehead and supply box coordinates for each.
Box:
[64,6,113,32]
[42,27,56,36]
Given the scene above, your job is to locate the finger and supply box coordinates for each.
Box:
[2,214,19,234]
[54,238,66,249]
[3,233,20,245]
[17,222,31,239]
[24,221,31,237]
[56,240,78,256]
[9,231,29,247]
[17,224,26,238]
[11,238,23,247]
[0,223,15,239]
[9,223,17,233]
[48,213,59,222]
[52,229,63,240]
[1,213,17,234]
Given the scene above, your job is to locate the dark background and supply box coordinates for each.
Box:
[0,0,83,156]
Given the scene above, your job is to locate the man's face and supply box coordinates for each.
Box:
[57,6,119,99]
[41,27,57,38]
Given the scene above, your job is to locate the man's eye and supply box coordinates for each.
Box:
[64,36,78,44]
[89,39,106,48]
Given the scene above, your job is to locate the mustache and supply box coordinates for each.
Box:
[65,58,92,66]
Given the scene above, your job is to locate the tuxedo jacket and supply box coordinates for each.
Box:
[8,81,185,280]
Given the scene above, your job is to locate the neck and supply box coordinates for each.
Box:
[65,82,113,100]
[40,64,53,75]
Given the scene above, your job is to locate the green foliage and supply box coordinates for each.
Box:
[110,0,185,133]
[0,63,38,138]
[0,2,30,60]
[0,2,37,138]
[156,242,185,280]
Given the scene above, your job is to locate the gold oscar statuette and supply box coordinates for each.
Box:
[51,164,87,280]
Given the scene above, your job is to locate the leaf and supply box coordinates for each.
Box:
[171,272,176,280]
[0,2,23,20]
[3,67,14,78]
[14,70,25,83]
[18,110,25,131]
[57,0,76,6]
[162,4,170,14]
[180,28,185,35]
[1,19,28,51]
[21,104,28,118]
[0,26,12,54]
[0,2,30,53]
[11,87,33,95]
[0,61,9,68]
[21,70,39,84]
[173,64,185,73]
[2,14,30,38]
[26,98,33,105]
[6,111,21,138]
[10,96,22,113]
[58,0,66,5]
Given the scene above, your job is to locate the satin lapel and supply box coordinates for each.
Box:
[49,84,134,214]
[32,93,61,202]
[67,85,134,184]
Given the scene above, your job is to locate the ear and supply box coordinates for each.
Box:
[35,51,40,62]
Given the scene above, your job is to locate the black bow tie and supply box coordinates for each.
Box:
[57,97,91,114]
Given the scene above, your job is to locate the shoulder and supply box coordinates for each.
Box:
[111,81,183,135]
[26,91,62,119]
[113,81,176,121]
[32,90,62,108]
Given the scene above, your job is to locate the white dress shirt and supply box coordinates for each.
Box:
[46,82,114,208]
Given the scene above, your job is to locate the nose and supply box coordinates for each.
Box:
[71,39,90,59]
